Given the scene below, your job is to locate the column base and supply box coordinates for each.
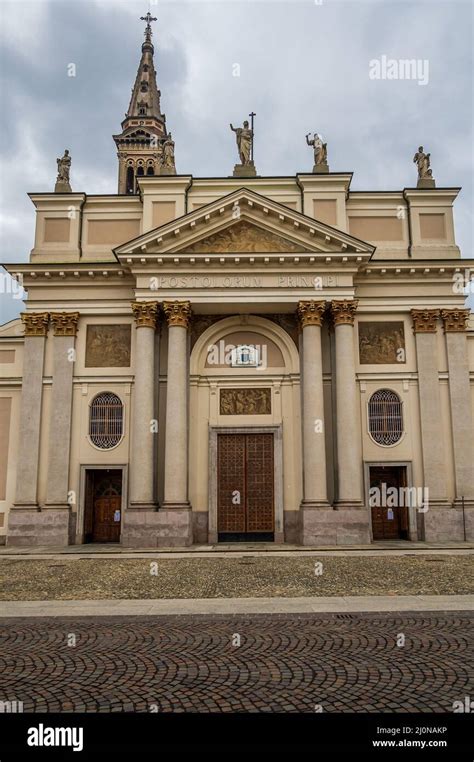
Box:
[453,498,474,511]
[299,505,370,546]
[423,506,474,542]
[11,502,41,512]
[122,505,193,547]
[128,501,159,511]
[424,498,453,511]
[7,507,71,546]
[160,501,192,511]
[299,500,332,510]
[332,500,365,511]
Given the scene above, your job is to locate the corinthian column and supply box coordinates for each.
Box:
[129,301,159,510]
[331,300,363,507]
[297,300,330,509]
[13,312,50,510]
[411,309,449,509]
[162,301,192,510]
[45,312,80,510]
[440,308,473,510]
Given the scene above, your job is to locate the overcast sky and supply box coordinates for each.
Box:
[0,0,473,322]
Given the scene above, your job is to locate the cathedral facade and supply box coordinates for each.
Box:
[1,17,473,547]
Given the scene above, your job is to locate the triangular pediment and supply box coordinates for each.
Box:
[115,187,375,260]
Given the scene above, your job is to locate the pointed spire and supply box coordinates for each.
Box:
[113,13,176,193]
[126,12,163,121]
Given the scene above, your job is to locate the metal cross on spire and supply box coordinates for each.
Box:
[140,11,157,37]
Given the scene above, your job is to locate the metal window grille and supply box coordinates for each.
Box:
[89,393,123,449]
[231,344,259,367]
[368,389,403,446]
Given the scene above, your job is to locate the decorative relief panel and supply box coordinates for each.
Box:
[186,221,310,253]
[220,388,271,415]
[358,321,405,364]
[85,325,131,367]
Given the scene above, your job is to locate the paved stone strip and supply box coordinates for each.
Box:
[0,612,472,713]
[1,594,473,617]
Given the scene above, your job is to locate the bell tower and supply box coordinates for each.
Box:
[113,13,176,194]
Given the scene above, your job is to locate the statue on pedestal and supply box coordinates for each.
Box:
[413,146,435,188]
[161,133,176,175]
[55,149,72,192]
[230,116,256,177]
[306,132,329,173]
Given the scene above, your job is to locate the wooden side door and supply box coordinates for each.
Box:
[92,473,122,543]
[370,466,408,540]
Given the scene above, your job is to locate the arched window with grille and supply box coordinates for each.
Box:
[89,393,124,449]
[368,389,403,446]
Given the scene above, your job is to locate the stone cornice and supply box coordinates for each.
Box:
[440,308,470,333]
[21,312,49,337]
[297,300,327,327]
[163,300,192,328]
[359,261,474,278]
[411,308,440,333]
[330,299,358,326]
[131,301,159,329]
[50,312,80,336]
[1,264,132,285]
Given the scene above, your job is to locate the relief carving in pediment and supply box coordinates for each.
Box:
[185,221,310,253]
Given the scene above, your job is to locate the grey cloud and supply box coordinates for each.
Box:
[0,0,472,322]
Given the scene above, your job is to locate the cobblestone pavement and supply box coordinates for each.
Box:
[1,612,472,713]
[1,554,473,599]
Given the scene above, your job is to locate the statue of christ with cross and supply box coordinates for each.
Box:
[230,113,255,166]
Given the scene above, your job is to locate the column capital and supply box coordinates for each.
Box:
[21,312,49,337]
[411,308,440,333]
[297,300,326,328]
[131,301,159,329]
[163,300,192,328]
[50,312,80,337]
[440,308,470,333]
[331,299,358,326]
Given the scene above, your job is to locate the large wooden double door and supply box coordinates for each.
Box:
[217,433,274,541]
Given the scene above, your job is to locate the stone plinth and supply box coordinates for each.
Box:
[6,508,71,546]
[54,180,72,193]
[299,507,371,546]
[313,164,329,173]
[423,507,474,542]
[416,178,435,189]
[192,512,208,544]
[233,162,257,178]
[122,508,193,547]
